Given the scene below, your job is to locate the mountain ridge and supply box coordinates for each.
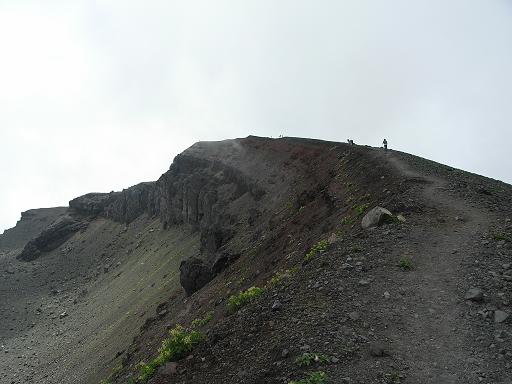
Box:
[1,136,511,384]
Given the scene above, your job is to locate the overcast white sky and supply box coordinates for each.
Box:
[1,0,511,233]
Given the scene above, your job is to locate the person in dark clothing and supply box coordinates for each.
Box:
[383,139,388,150]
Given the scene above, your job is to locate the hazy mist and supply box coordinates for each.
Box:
[1,0,511,232]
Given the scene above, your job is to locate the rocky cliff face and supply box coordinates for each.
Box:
[19,139,270,292]
[0,207,67,252]
[69,182,155,223]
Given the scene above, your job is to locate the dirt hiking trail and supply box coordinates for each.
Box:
[381,150,495,383]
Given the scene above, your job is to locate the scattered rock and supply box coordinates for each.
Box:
[361,207,393,229]
[159,361,178,376]
[271,301,282,311]
[158,309,168,317]
[494,310,510,323]
[369,343,387,357]
[396,214,406,223]
[59,312,68,319]
[465,288,484,302]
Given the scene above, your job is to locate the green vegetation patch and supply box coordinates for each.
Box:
[138,325,204,383]
[340,216,354,225]
[227,286,265,313]
[398,256,413,270]
[295,353,331,367]
[191,311,214,328]
[266,269,294,288]
[384,370,402,384]
[493,232,511,242]
[289,371,327,384]
[304,240,329,262]
[353,203,370,215]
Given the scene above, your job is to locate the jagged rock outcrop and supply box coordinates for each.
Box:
[17,216,88,261]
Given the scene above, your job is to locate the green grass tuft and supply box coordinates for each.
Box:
[289,371,327,384]
[295,353,331,367]
[353,203,370,215]
[227,286,265,313]
[398,256,413,270]
[266,269,294,288]
[340,216,354,225]
[304,240,329,262]
[384,370,402,383]
[493,233,511,242]
[191,311,214,328]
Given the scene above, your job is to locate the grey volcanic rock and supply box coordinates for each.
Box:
[0,207,67,251]
[361,207,394,229]
[69,155,261,252]
[67,148,266,294]
[494,310,509,323]
[17,216,88,261]
[68,193,111,215]
[179,257,213,296]
[69,182,155,223]
[465,288,484,302]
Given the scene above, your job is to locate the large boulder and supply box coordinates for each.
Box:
[361,207,394,229]
[179,257,213,295]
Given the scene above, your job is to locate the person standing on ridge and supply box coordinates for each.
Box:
[383,139,388,150]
